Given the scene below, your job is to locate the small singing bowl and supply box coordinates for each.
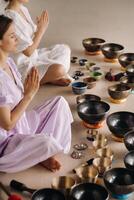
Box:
[106,112,134,139]
[126,64,134,76]
[92,139,108,150]
[104,167,134,199]
[76,94,101,104]
[70,183,109,200]
[101,43,124,61]
[124,130,134,151]
[85,62,96,70]
[120,76,134,89]
[108,83,131,102]
[72,82,87,95]
[118,53,134,70]
[75,165,99,183]
[51,176,75,196]
[90,71,103,80]
[82,38,105,54]
[96,147,114,161]
[93,157,112,176]
[77,101,110,125]
[83,77,97,89]
[124,151,134,171]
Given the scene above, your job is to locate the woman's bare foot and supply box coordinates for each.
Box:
[40,157,61,172]
[51,78,72,86]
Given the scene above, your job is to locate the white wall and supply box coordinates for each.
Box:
[27,0,134,52]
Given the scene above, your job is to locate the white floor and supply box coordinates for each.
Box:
[0,0,134,199]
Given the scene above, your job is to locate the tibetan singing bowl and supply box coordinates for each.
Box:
[82,38,105,54]
[124,130,134,151]
[92,139,108,150]
[51,176,75,196]
[126,64,134,76]
[96,147,114,161]
[106,111,134,139]
[104,167,134,195]
[70,183,109,200]
[76,94,101,104]
[75,165,99,183]
[108,83,131,101]
[83,77,97,89]
[93,157,112,175]
[118,53,134,69]
[120,75,134,90]
[77,101,110,125]
[124,150,134,171]
[101,43,124,61]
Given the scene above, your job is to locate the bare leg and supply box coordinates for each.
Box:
[40,64,71,86]
[40,156,61,172]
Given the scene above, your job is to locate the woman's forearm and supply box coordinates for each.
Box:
[23,30,44,57]
[9,95,32,130]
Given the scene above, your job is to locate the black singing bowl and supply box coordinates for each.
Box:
[124,150,134,171]
[120,75,134,89]
[126,64,134,76]
[82,38,105,53]
[76,94,101,104]
[103,167,134,195]
[101,43,124,59]
[70,183,109,200]
[118,53,134,69]
[108,83,131,100]
[124,130,134,151]
[77,101,110,124]
[106,112,134,139]
[10,180,65,200]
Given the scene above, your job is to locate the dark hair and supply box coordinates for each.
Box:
[0,15,13,39]
[4,0,11,2]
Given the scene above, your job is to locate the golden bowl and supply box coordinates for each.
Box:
[96,147,114,161]
[75,165,99,183]
[93,157,112,175]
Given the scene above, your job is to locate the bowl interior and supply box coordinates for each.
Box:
[83,38,105,45]
[77,101,110,115]
[72,82,87,89]
[76,94,101,104]
[109,84,131,92]
[119,53,134,62]
[102,43,124,51]
[126,65,134,74]
[70,183,108,200]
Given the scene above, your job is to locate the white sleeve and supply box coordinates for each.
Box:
[5,11,33,52]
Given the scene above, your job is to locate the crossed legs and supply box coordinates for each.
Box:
[40,64,72,86]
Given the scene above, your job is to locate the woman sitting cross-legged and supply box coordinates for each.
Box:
[0,15,73,173]
[3,0,72,86]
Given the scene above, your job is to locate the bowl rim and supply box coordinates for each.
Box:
[103,167,134,186]
[77,100,110,116]
[108,83,131,92]
[101,43,124,51]
[82,38,106,45]
[118,53,134,60]
[70,182,109,199]
[107,111,134,121]
[72,82,87,89]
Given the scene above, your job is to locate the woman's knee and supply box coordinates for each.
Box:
[61,44,71,55]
